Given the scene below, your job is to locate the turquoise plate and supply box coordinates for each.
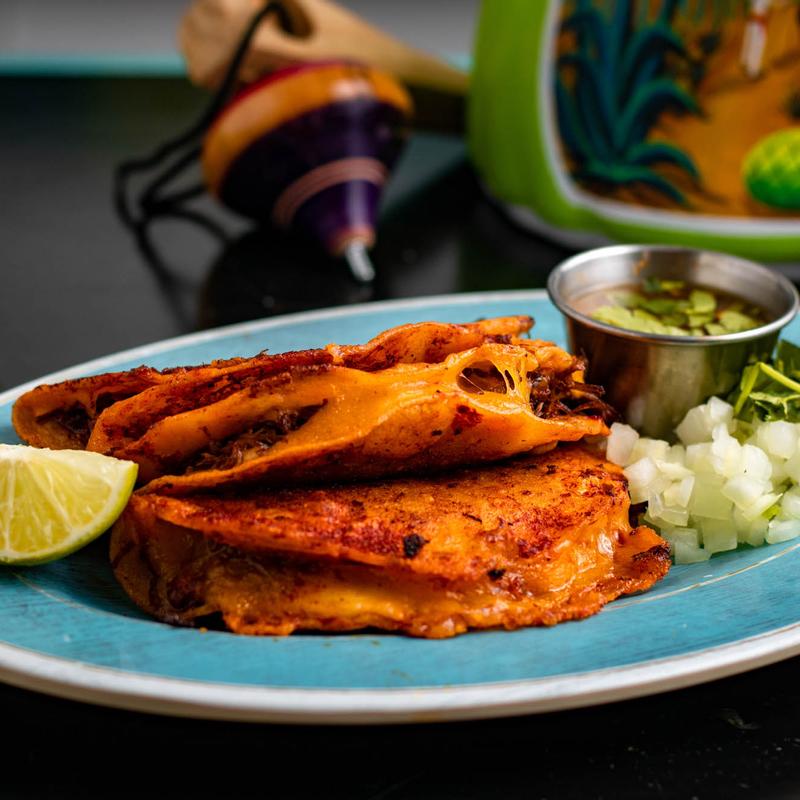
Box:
[3,290,800,724]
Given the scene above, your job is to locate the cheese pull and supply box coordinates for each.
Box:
[13,316,611,492]
[12,316,532,452]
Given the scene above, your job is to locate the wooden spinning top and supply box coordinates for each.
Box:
[202,61,413,281]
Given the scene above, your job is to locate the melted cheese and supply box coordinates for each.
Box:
[268,343,540,454]
[102,341,607,490]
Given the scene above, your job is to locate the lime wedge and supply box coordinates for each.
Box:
[0,444,137,565]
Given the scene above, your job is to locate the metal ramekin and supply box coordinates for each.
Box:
[547,245,800,439]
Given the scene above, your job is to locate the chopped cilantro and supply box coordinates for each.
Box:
[731,341,800,422]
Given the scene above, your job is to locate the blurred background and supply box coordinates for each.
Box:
[2,0,799,387]
[0,1,479,69]
[1,0,565,391]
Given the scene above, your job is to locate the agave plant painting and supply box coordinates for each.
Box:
[556,0,701,204]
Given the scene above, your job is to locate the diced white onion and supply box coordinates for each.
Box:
[647,491,664,519]
[770,457,789,484]
[781,487,800,519]
[689,480,733,520]
[758,421,797,459]
[604,394,800,561]
[741,444,773,482]
[697,517,727,538]
[624,458,670,503]
[721,475,770,509]
[766,518,800,544]
[785,450,800,484]
[707,396,735,428]
[738,493,781,522]
[624,458,658,503]
[673,540,712,564]
[629,438,670,465]
[702,527,738,554]
[667,444,686,463]
[711,427,744,477]
[733,508,768,547]
[685,442,709,470]
[676,406,713,445]
[606,423,639,466]
[656,505,690,527]
[654,459,693,480]
[663,476,694,508]
[661,526,699,547]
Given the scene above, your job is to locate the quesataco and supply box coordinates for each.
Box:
[14,316,669,638]
[14,316,611,491]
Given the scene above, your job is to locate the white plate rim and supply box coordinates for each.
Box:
[1,623,799,724]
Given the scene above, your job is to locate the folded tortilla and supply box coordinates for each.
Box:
[110,445,670,637]
[10,352,298,451]
[13,316,611,491]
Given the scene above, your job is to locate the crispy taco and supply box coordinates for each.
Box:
[110,445,669,637]
[14,317,611,492]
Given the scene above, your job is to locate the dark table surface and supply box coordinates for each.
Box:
[3,76,800,799]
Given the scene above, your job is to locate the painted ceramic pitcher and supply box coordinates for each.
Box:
[470,0,800,260]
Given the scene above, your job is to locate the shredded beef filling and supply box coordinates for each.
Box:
[38,390,148,448]
[529,369,615,423]
[39,405,92,447]
[459,362,615,423]
[183,404,323,474]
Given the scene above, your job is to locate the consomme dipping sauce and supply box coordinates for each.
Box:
[573,277,769,337]
[548,245,799,438]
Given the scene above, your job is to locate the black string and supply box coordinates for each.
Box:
[114,0,292,230]
[137,146,204,215]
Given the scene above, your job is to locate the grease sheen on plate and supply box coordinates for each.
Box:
[2,291,800,724]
